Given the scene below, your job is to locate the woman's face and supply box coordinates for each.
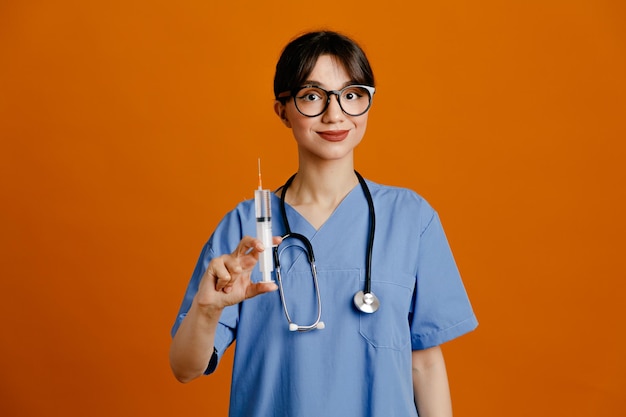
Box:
[274,54,369,164]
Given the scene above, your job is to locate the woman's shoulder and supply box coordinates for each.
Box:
[365,179,434,210]
[208,198,255,239]
[364,179,441,237]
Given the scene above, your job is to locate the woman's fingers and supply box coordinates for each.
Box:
[234,235,263,257]
[208,237,252,292]
[235,235,282,259]
[246,281,278,299]
[206,257,234,292]
[205,235,283,302]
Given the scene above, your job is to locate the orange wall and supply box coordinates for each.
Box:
[1,1,625,416]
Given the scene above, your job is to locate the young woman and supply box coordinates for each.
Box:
[170,31,477,417]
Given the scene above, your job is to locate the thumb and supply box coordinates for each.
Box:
[245,282,278,299]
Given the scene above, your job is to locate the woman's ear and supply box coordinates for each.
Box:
[274,100,292,128]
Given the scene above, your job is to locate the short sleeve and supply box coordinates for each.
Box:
[410,211,478,350]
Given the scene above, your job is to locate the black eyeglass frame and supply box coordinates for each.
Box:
[277,84,376,117]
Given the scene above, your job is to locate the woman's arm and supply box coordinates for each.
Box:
[169,236,279,383]
[169,298,221,383]
[412,346,453,417]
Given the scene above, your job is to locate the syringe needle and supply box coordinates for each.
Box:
[257,158,263,190]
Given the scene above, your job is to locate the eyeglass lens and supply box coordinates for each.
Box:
[294,86,373,117]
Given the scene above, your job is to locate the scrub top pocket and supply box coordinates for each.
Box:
[358,277,414,350]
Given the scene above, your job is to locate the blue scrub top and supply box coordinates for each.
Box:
[172,179,478,417]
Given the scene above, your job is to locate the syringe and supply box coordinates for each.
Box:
[255,159,274,282]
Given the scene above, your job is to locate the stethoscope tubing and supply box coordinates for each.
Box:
[356,172,375,295]
[273,233,324,332]
[275,171,379,332]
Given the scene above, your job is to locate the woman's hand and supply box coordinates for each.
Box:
[194,235,281,312]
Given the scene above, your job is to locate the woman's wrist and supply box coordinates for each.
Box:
[191,296,223,325]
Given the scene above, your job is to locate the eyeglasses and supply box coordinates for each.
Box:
[278,85,375,117]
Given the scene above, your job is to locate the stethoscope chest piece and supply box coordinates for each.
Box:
[353,290,380,314]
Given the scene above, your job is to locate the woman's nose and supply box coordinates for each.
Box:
[321,94,345,122]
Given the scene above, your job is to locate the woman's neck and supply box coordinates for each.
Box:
[288,161,357,202]
[282,161,359,230]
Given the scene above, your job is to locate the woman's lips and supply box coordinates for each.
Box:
[317,130,349,141]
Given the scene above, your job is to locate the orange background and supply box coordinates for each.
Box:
[1,1,625,416]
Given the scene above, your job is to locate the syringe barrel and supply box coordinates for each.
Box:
[255,189,272,221]
[254,189,274,282]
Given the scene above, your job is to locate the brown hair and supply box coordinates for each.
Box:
[274,31,375,102]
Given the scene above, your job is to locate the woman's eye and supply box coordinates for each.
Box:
[296,87,326,102]
[343,90,363,101]
[299,91,322,101]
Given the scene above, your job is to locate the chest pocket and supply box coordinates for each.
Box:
[359,276,414,350]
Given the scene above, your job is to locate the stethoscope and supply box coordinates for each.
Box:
[273,171,380,332]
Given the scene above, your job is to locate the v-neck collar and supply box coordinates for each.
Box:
[275,182,362,235]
